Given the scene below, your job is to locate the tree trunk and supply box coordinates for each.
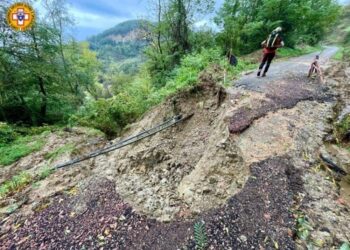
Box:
[31,29,48,124]
[38,76,47,123]
[157,0,163,54]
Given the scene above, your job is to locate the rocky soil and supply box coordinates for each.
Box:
[1,47,350,249]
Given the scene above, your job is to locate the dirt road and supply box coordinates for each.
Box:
[235,46,338,92]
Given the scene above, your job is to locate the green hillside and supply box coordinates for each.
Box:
[88,20,149,64]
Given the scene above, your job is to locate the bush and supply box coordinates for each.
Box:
[0,122,18,145]
[146,47,230,105]
[70,99,121,138]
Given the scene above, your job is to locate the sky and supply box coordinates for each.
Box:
[33,0,349,41]
[34,0,224,40]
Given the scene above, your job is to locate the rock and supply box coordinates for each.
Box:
[239,235,247,243]
[139,165,147,173]
[209,177,218,184]
[202,186,212,194]
[324,134,336,143]
[119,215,126,221]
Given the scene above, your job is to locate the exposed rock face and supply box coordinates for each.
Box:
[108,28,147,42]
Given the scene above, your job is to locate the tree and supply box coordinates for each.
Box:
[0,0,99,125]
[145,0,214,87]
[216,0,341,55]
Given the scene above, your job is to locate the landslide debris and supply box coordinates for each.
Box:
[92,72,249,221]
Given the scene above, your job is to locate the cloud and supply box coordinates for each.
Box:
[68,0,131,18]
[64,0,148,39]
[68,0,147,19]
[69,7,128,29]
[34,0,349,40]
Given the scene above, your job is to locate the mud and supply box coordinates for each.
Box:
[229,76,333,134]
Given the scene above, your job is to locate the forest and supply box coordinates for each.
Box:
[0,0,346,138]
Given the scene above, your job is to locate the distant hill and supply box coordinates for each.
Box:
[88,20,149,64]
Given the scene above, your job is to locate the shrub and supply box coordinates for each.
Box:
[71,71,152,137]
[0,122,18,145]
[0,172,33,199]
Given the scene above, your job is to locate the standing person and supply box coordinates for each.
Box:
[257,27,285,77]
[308,55,324,83]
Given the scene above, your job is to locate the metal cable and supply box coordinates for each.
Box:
[54,113,193,169]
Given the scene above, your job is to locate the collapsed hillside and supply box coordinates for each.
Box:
[1,48,350,249]
[91,73,249,222]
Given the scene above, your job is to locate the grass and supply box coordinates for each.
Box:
[0,123,63,167]
[278,45,322,58]
[44,143,75,160]
[0,136,46,166]
[0,166,55,200]
[38,166,55,180]
[333,46,344,60]
[0,172,33,199]
[146,47,257,105]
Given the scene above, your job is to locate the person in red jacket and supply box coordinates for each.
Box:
[257,27,285,77]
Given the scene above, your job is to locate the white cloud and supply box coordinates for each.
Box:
[69,7,128,29]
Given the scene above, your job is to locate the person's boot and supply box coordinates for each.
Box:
[262,72,267,77]
[257,70,261,77]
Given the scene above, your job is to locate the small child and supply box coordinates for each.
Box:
[308,55,324,83]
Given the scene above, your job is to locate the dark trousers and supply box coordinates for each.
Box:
[259,53,275,73]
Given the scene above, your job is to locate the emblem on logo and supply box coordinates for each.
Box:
[6,2,35,31]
